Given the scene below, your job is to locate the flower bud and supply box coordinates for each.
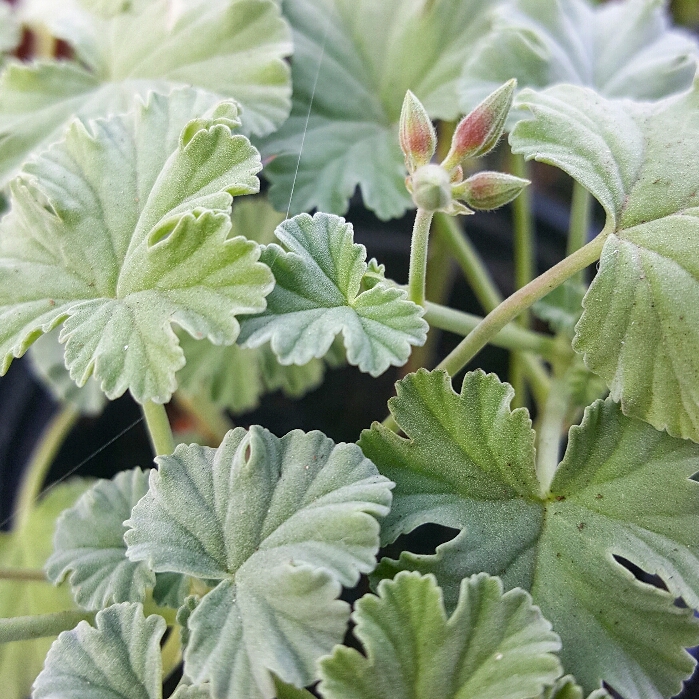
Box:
[441,79,516,171]
[452,171,529,210]
[399,90,437,174]
[410,164,452,212]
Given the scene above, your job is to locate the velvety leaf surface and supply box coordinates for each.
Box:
[0,0,292,183]
[0,479,90,699]
[319,572,562,699]
[0,89,274,403]
[262,0,490,219]
[460,0,697,115]
[125,426,393,699]
[359,369,699,699]
[176,198,336,413]
[238,213,427,376]
[32,602,166,699]
[46,468,155,611]
[539,676,611,699]
[511,80,699,441]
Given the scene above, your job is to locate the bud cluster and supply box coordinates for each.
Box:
[399,80,529,215]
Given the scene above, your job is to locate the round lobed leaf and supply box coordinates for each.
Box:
[318,571,562,699]
[46,469,155,611]
[125,426,393,698]
[360,369,699,699]
[32,603,166,699]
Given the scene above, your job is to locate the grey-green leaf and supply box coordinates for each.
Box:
[46,469,155,611]
[0,0,292,183]
[124,426,393,698]
[32,603,166,699]
[318,571,562,699]
[238,213,427,377]
[360,369,699,699]
[0,88,274,404]
[460,0,697,117]
[261,0,490,219]
[511,80,699,441]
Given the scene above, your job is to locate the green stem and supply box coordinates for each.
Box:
[0,610,95,643]
[424,303,564,359]
[142,401,175,457]
[408,208,435,306]
[567,181,592,284]
[511,154,535,296]
[0,568,47,582]
[15,405,79,531]
[436,233,607,377]
[432,212,502,313]
[535,373,572,497]
[161,625,183,680]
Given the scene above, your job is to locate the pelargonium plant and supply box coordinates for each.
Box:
[0,1,699,699]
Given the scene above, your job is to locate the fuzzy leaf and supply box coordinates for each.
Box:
[511,80,699,442]
[261,0,490,219]
[0,0,292,183]
[360,369,699,699]
[45,468,154,611]
[460,0,697,116]
[238,213,427,376]
[319,572,562,699]
[124,426,393,699]
[0,480,91,699]
[32,602,166,699]
[0,89,274,404]
[176,199,334,413]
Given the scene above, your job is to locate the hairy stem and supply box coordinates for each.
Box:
[424,303,563,358]
[0,568,47,582]
[436,233,607,377]
[408,208,435,306]
[432,212,502,312]
[142,401,175,457]
[567,181,592,284]
[0,610,95,644]
[14,405,80,531]
[535,372,572,497]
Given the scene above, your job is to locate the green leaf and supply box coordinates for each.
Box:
[0,479,91,699]
[32,602,166,699]
[318,572,562,699]
[359,369,699,699]
[29,328,108,416]
[273,675,316,699]
[261,0,490,219]
[459,0,697,116]
[152,572,191,610]
[46,468,155,611]
[238,213,427,377]
[124,426,393,699]
[539,676,611,699]
[0,0,292,183]
[0,88,274,404]
[511,80,699,441]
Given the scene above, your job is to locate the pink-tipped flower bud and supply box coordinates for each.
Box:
[452,170,529,210]
[399,90,437,174]
[410,164,452,212]
[441,79,516,171]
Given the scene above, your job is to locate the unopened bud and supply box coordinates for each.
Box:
[441,79,516,171]
[410,164,452,212]
[399,90,437,174]
[452,171,529,210]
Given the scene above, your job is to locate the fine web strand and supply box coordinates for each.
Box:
[0,415,144,531]
[285,13,331,220]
